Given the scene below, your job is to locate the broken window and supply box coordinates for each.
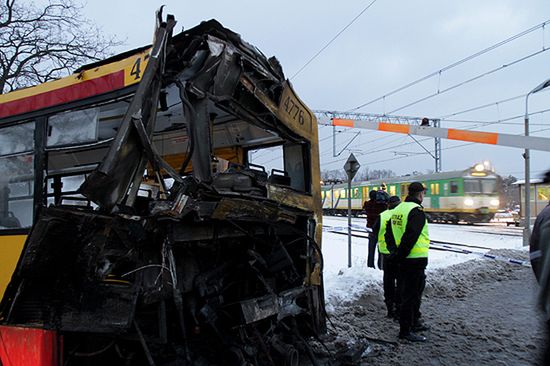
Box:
[47,108,99,147]
[0,154,34,229]
[247,143,311,193]
[0,121,35,229]
[46,174,91,207]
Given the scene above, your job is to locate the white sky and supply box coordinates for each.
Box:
[80,0,550,179]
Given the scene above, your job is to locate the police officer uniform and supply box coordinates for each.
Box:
[385,182,429,342]
[373,196,401,318]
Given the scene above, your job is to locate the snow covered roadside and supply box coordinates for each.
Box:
[321,216,525,310]
[319,249,544,366]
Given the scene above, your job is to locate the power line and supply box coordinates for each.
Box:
[388,48,550,114]
[290,0,378,80]
[438,93,526,119]
[437,88,550,120]
[349,19,550,112]
[442,119,547,126]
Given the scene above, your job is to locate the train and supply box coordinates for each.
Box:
[321,162,501,224]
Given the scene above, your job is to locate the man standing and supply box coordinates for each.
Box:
[530,170,550,363]
[373,195,401,319]
[363,190,388,268]
[386,182,430,342]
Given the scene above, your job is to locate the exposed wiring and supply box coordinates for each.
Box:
[121,264,170,278]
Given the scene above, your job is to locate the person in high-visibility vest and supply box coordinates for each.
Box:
[373,195,401,319]
[385,181,430,342]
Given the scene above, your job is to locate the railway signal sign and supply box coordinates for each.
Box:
[344,153,360,180]
[344,153,360,268]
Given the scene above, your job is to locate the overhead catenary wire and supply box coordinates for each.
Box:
[290,0,378,80]
[349,19,550,112]
[388,48,550,114]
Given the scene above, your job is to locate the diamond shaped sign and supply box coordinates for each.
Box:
[344,153,360,180]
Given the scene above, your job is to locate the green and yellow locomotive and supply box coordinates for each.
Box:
[321,163,501,224]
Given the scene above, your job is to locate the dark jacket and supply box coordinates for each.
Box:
[363,200,388,229]
[385,196,428,269]
[537,216,550,320]
[531,203,550,281]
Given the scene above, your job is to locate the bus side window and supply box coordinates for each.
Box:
[47,108,99,147]
[284,143,310,193]
[0,121,35,229]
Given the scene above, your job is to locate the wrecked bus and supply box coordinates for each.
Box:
[0,11,325,365]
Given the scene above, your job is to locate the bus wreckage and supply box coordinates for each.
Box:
[0,10,328,366]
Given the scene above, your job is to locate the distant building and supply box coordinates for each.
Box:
[513,179,550,220]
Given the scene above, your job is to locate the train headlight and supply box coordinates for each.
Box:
[464,198,474,206]
[490,199,500,207]
[474,164,485,172]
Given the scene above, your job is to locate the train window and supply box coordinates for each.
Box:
[464,179,479,193]
[450,181,459,194]
[389,185,396,196]
[480,179,497,193]
[465,179,496,194]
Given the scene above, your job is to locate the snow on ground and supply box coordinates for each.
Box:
[321,215,525,309]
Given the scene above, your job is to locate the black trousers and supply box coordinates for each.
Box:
[381,254,400,312]
[398,265,426,335]
[367,232,377,268]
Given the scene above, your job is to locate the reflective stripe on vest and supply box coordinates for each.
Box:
[390,201,430,258]
[378,209,394,254]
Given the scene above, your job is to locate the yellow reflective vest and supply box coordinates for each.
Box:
[390,202,430,258]
[377,209,394,255]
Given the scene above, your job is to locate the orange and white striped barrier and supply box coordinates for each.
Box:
[325,118,550,152]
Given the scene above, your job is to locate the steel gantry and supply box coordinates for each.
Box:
[314,111,443,172]
[314,110,550,158]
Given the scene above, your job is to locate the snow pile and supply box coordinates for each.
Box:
[321,216,524,308]
[321,249,542,366]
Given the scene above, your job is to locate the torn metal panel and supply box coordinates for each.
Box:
[211,197,299,224]
[3,207,139,332]
[79,12,176,210]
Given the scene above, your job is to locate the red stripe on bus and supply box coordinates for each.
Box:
[0,71,125,119]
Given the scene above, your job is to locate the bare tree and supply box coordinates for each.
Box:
[356,167,396,181]
[0,0,122,94]
[320,169,346,183]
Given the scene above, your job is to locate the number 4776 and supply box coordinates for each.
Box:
[283,96,305,125]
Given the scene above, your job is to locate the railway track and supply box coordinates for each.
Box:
[323,227,529,266]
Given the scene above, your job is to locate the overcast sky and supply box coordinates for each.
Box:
[81,0,550,179]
